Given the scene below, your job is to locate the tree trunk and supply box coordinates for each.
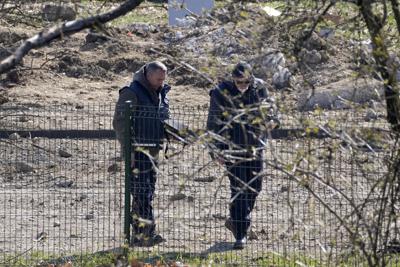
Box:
[0,0,144,74]
[359,0,400,133]
[390,0,400,33]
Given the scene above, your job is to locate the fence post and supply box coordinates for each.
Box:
[123,101,133,245]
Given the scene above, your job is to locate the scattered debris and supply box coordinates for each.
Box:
[248,229,259,240]
[297,79,383,111]
[262,6,282,17]
[299,49,323,65]
[15,162,34,173]
[34,231,48,242]
[193,176,216,183]
[0,31,28,46]
[85,32,109,44]
[212,213,226,220]
[84,214,94,220]
[58,149,72,158]
[9,132,20,140]
[127,23,159,36]
[365,109,379,122]
[42,5,76,21]
[169,192,186,201]
[272,66,291,90]
[6,69,20,83]
[55,179,74,188]
[108,163,120,173]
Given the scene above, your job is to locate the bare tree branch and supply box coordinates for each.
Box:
[0,0,144,74]
[390,0,400,33]
[359,0,400,133]
[148,47,217,87]
[294,1,336,54]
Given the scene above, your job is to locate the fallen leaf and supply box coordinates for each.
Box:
[131,259,144,267]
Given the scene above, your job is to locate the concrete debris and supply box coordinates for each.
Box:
[300,49,322,65]
[272,66,291,90]
[155,2,296,85]
[261,52,286,75]
[298,79,384,111]
[262,6,281,17]
[304,32,327,51]
[128,23,159,36]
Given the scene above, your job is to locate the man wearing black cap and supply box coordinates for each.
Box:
[207,61,280,249]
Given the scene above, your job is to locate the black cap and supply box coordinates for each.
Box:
[232,61,252,78]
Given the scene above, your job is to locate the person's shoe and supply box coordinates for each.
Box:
[130,233,165,247]
[233,237,246,250]
[144,233,165,246]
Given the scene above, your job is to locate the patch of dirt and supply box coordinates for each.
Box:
[0,25,210,106]
[0,2,375,109]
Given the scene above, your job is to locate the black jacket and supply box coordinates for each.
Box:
[113,65,170,151]
[129,80,170,147]
[207,79,279,153]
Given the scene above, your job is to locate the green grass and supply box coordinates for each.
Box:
[74,0,168,26]
[109,1,168,26]
[1,249,325,267]
[4,246,400,266]
[1,250,119,267]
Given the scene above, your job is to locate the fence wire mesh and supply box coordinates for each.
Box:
[0,103,399,266]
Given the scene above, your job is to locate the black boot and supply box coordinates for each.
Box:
[225,217,247,250]
[130,224,165,247]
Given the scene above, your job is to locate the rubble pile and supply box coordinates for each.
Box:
[161,3,289,88]
[138,2,341,91]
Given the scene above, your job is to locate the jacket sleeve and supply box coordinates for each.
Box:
[112,87,138,147]
[207,89,228,152]
[160,90,170,121]
[206,89,222,133]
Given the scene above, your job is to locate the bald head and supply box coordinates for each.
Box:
[145,61,167,90]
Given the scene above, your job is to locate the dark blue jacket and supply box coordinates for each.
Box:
[207,79,279,152]
[128,81,170,148]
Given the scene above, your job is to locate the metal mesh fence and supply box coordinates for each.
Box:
[0,104,123,261]
[0,103,398,266]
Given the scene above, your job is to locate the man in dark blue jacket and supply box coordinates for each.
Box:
[113,61,170,247]
[207,62,280,250]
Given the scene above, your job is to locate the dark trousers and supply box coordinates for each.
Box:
[130,151,157,236]
[226,159,263,240]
